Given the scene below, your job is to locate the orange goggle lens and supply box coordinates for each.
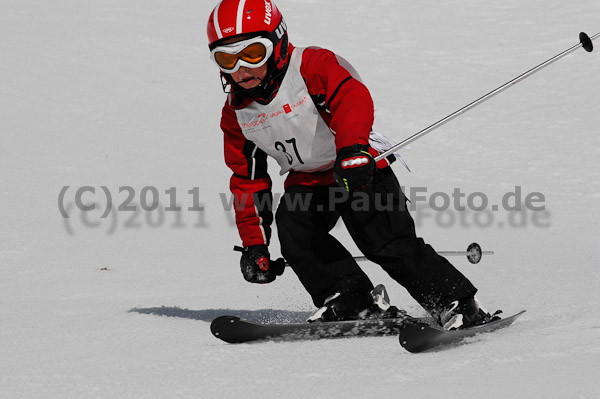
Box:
[214,42,268,70]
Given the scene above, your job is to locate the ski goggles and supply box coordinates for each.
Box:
[210,37,273,74]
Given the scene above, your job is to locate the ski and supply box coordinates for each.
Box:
[210,312,426,343]
[399,310,526,353]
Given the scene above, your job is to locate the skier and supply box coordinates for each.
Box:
[207,0,493,329]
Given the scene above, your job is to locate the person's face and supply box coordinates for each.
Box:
[230,64,268,90]
[218,36,269,90]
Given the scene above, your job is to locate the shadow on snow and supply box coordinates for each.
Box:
[129,306,312,324]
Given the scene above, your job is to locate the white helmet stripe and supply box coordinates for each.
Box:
[236,0,247,35]
[214,1,223,39]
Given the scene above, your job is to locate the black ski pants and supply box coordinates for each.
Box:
[276,167,477,316]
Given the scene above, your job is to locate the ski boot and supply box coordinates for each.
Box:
[439,296,500,330]
[307,284,406,322]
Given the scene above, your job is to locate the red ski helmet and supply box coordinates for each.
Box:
[207,0,288,72]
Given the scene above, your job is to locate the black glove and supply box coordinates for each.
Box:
[240,245,285,284]
[334,144,376,192]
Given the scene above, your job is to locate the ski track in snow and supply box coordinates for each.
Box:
[2,0,599,398]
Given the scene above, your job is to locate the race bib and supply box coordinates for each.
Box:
[235,48,336,175]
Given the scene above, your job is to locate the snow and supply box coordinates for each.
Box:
[2,0,600,398]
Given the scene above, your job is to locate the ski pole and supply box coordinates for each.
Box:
[375,31,599,162]
[439,242,493,264]
[234,242,493,266]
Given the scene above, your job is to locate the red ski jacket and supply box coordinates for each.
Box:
[220,44,390,247]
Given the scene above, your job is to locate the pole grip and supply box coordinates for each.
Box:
[233,245,287,275]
